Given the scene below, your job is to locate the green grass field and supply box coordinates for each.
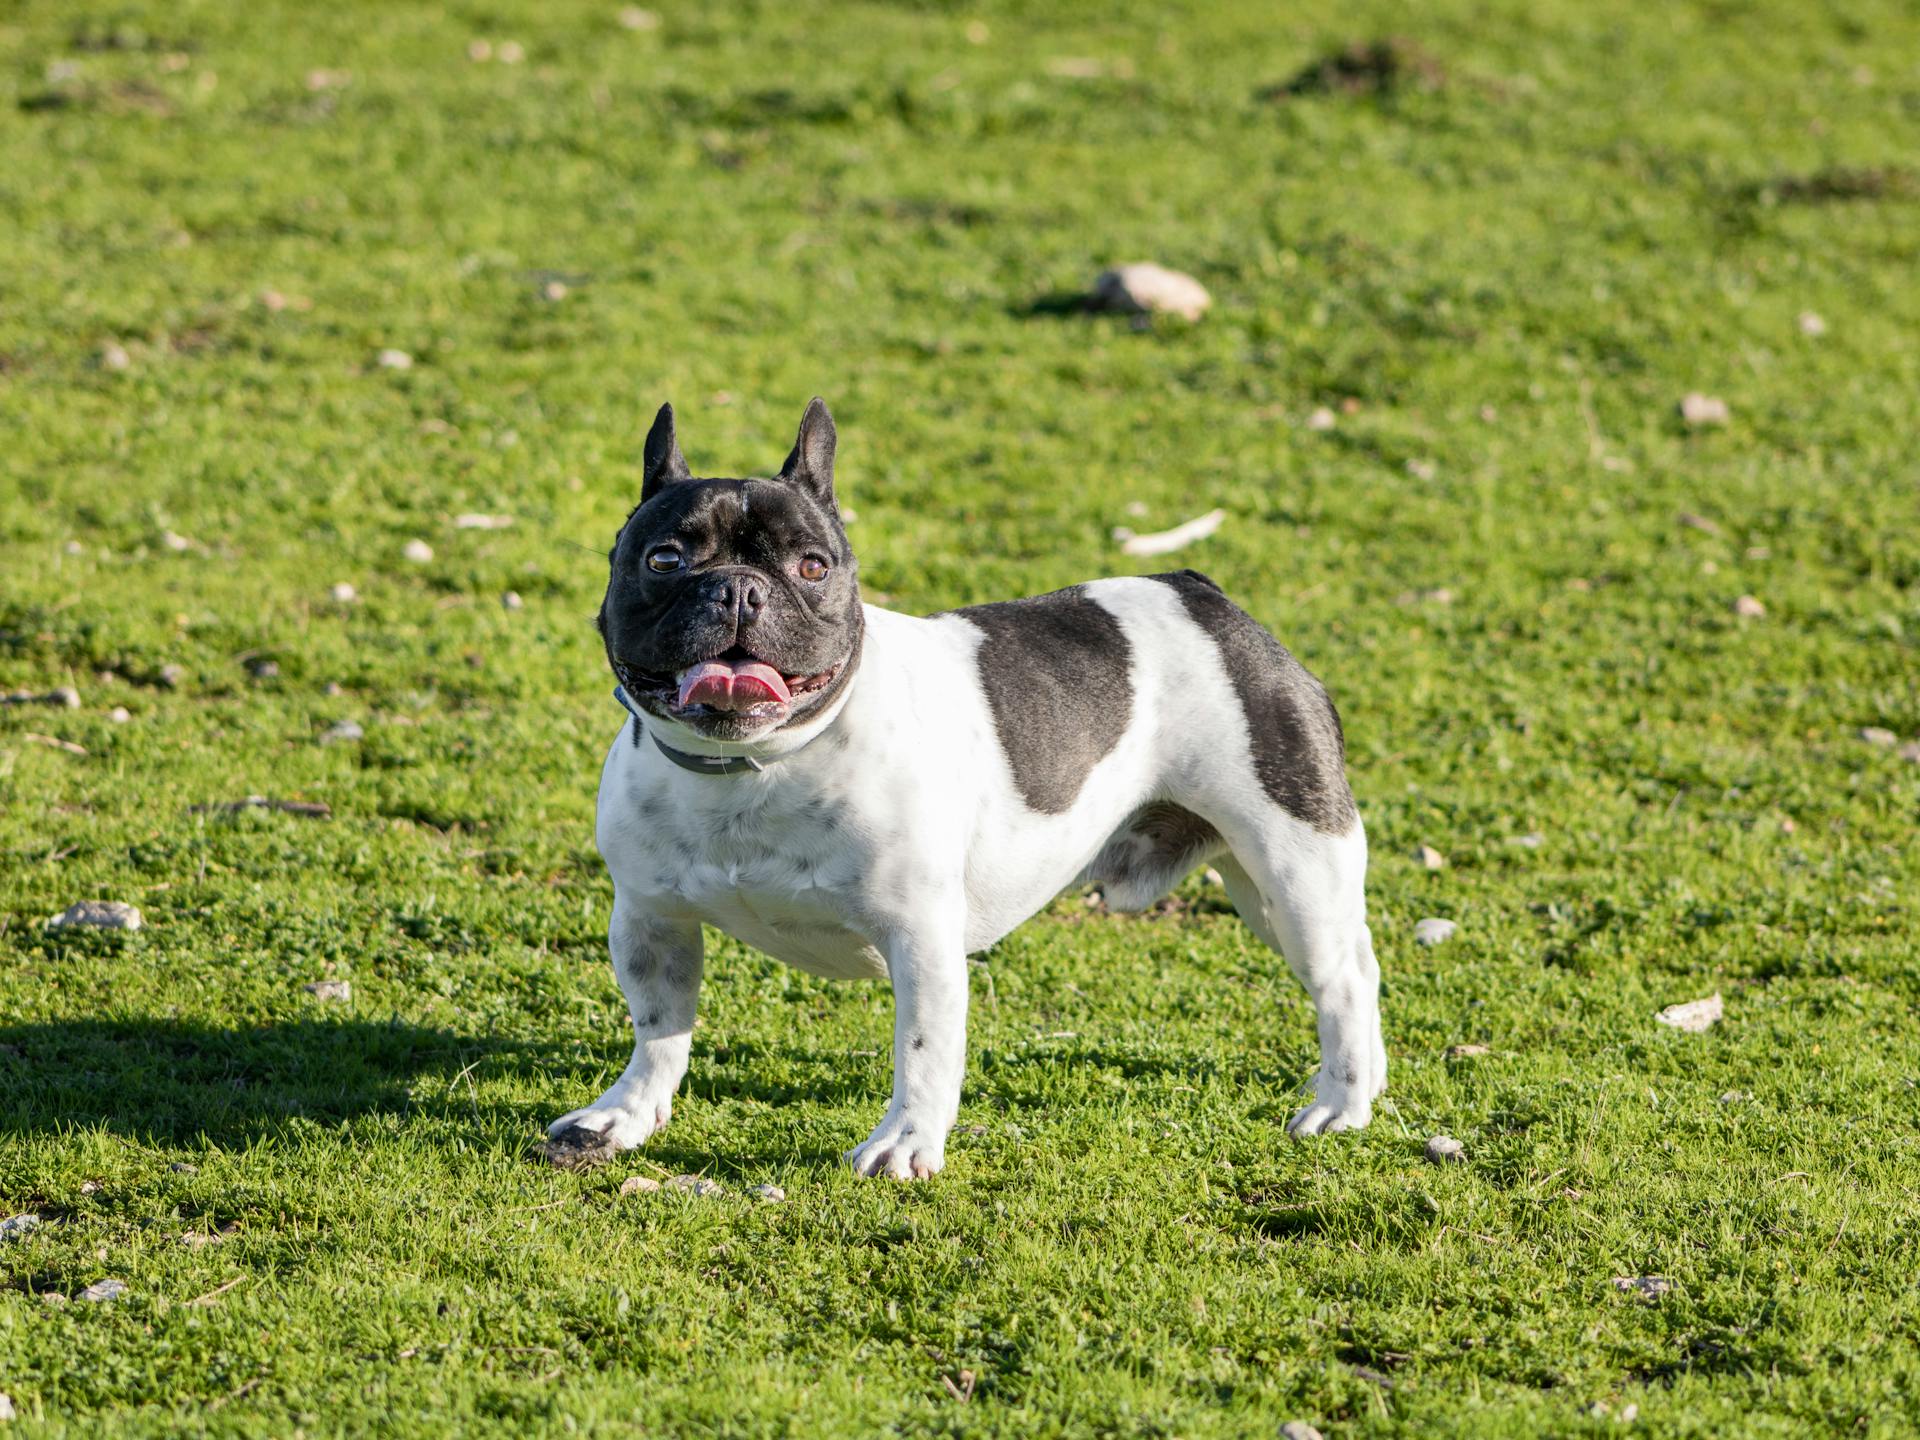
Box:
[4,0,1919,1433]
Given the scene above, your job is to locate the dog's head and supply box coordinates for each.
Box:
[600,398,862,744]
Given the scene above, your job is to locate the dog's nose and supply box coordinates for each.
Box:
[709,571,767,622]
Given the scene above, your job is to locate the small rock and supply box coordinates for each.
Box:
[1280,1423,1323,1440]
[261,289,288,312]
[1718,1090,1748,1104]
[1091,263,1212,321]
[302,979,351,1002]
[498,40,526,63]
[330,581,358,603]
[161,530,193,552]
[1733,594,1766,618]
[1413,917,1456,946]
[1,1213,39,1241]
[376,348,414,370]
[79,1278,127,1303]
[1680,392,1730,427]
[454,513,515,530]
[1860,726,1899,748]
[1505,832,1545,849]
[1447,1044,1491,1059]
[79,1181,101,1195]
[319,719,364,745]
[619,7,661,30]
[501,591,525,611]
[1655,993,1722,1032]
[467,39,492,61]
[0,1391,13,1421]
[158,663,186,689]
[1797,311,1826,337]
[1424,1135,1465,1165]
[49,901,143,932]
[1413,844,1446,871]
[541,280,568,302]
[100,342,131,372]
[323,682,344,697]
[1613,1275,1672,1300]
[618,1175,660,1196]
[1406,458,1437,481]
[49,685,80,708]
[1677,511,1722,535]
[247,659,280,681]
[747,1184,786,1203]
[39,1292,67,1306]
[1899,742,1920,764]
[1304,406,1337,432]
[109,707,131,723]
[402,538,434,563]
[664,1174,725,1197]
[170,1162,198,1174]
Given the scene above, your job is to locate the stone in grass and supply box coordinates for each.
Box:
[1733,594,1766,618]
[109,707,131,724]
[319,719,364,745]
[1413,844,1446,871]
[1413,917,1456,947]
[329,581,358,603]
[1447,1043,1491,1059]
[0,1391,13,1421]
[1280,1424,1323,1440]
[1859,726,1899,748]
[664,1174,725,1198]
[1,1213,39,1241]
[402,538,434,563]
[1424,1135,1466,1165]
[747,1184,787,1203]
[1505,832,1545,849]
[79,1278,127,1303]
[158,663,186,689]
[49,901,143,932]
[302,979,351,1002]
[1613,1275,1672,1300]
[618,1175,660,1196]
[1900,742,1920,764]
[376,348,414,370]
[501,591,525,611]
[1655,993,1722,1032]
[1090,263,1212,321]
[1679,392,1730,427]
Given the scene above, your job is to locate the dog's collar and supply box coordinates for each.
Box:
[614,684,787,776]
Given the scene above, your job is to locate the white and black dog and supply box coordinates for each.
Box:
[546,400,1384,1179]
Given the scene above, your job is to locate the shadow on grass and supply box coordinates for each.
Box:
[0,1015,552,1147]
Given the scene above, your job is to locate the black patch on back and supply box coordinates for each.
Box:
[1151,572,1357,834]
[950,585,1133,814]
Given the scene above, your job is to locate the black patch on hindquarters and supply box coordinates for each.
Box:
[1083,801,1225,910]
[948,585,1133,814]
[1150,571,1357,834]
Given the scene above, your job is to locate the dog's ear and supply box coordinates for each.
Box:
[776,397,837,506]
[640,403,693,504]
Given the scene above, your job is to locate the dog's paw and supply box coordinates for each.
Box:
[844,1112,946,1180]
[1286,1072,1373,1138]
[543,1093,671,1169]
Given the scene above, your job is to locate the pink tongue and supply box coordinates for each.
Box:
[675,659,792,712]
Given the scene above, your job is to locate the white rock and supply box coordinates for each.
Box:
[1119,508,1225,557]
[1900,742,1920,764]
[1655,993,1722,1033]
[1505,832,1545,848]
[747,1184,786,1203]
[319,719,364,745]
[49,686,80,709]
[664,1174,724,1197]
[1680,393,1730,427]
[79,1278,127,1302]
[49,901,142,932]
[1280,1424,1323,1440]
[109,707,131,723]
[303,979,351,1002]
[501,591,525,611]
[1,1213,39,1240]
[402,539,434,563]
[1797,311,1826,337]
[454,513,514,530]
[100,342,131,372]
[498,40,525,64]
[0,1390,13,1420]
[1092,263,1212,321]
[1413,917,1456,946]
[1733,594,1766,618]
[377,348,414,370]
[619,1175,660,1196]
[1859,726,1898,747]
[467,39,492,61]
[1305,407,1337,432]
[330,582,358,603]
[619,7,661,30]
[1413,844,1446,871]
[1612,1275,1672,1300]
[1447,1044,1490,1059]
[161,531,193,552]
[1424,1135,1465,1164]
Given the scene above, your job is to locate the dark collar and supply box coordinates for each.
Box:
[614,684,774,776]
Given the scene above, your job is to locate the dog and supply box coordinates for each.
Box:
[546,399,1384,1178]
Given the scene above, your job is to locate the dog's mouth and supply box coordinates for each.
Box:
[613,647,841,723]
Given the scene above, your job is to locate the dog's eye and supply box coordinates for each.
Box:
[798,556,830,582]
[645,546,683,574]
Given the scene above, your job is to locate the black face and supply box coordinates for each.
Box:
[599,399,863,742]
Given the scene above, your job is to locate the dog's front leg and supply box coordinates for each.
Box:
[547,900,703,1156]
[845,922,968,1180]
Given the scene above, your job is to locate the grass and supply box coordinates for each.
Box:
[3,0,1919,1433]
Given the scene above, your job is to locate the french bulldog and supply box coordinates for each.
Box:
[547,399,1383,1178]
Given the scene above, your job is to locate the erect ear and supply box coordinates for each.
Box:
[776,397,837,505]
[640,402,692,504]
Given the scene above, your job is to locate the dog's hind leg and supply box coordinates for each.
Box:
[1215,821,1384,1135]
